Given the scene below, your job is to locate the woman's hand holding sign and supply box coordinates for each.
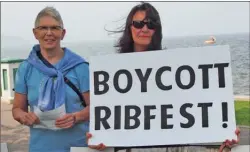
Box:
[219,128,241,152]
[86,132,106,151]
[86,129,240,151]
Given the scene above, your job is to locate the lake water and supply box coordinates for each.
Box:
[1,33,249,95]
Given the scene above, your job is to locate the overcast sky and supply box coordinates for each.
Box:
[1,2,249,43]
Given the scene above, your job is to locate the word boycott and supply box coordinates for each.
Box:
[93,63,229,95]
[94,102,229,130]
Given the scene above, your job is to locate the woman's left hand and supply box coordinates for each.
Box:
[55,113,76,129]
[219,127,240,152]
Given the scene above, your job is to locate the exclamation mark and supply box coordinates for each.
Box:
[222,102,228,128]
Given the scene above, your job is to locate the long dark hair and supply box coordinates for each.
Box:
[106,2,162,53]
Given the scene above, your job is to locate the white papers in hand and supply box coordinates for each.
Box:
[33,104,66,130]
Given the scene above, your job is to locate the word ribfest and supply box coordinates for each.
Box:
[89,45,237,147]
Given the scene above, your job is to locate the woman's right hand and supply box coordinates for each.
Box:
[86,132,106,151]
[19,111,40,126]
[12,93,40,126]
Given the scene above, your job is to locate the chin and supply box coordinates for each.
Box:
[43,46,57,50]
[137,39,151,45]
[43,43,57,49]
[138,42,151,46]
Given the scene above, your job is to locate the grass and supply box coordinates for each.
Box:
[235,100,250,126]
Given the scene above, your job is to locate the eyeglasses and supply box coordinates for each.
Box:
[132,20,156,30]
[35,26,63,33]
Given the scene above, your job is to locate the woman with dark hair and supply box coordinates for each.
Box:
[86,4,163,151]
[87,2,240,151]
[114,2,162,53]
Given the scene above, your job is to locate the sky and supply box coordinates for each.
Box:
[1,2,249,44]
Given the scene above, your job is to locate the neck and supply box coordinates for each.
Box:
[40,46,64,64]
[134,44,147,52]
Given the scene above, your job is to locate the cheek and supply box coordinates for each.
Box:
[131,27,141,41]
[35,32,44,39]
[149,30,155,38]
[55,33,65,41]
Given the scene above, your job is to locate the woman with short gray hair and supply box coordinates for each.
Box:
[12,6,90,152]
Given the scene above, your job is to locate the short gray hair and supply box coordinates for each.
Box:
[34,6,64,28]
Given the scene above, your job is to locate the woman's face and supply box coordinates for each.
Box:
[131,10,156,48]
[33,16,65,50]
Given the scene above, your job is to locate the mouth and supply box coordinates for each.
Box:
[139,36,150,38]
[44,39,56,45]
[44,39,56,42]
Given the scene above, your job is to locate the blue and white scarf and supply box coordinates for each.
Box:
[27,44,86,111]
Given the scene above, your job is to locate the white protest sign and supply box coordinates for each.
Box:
[70,147,114,152]
[89,45,237,147]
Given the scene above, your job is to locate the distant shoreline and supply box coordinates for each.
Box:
[2,32,249,47]
[234,95,250,101]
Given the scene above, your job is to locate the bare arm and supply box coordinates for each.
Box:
[74,91,90,123]
[12,92,40,125]
[12,92,28,123]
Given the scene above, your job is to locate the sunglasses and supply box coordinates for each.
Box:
[132,20,156,30]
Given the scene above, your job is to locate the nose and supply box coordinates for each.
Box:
[141,24,149,32]
[45,28,53,35]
